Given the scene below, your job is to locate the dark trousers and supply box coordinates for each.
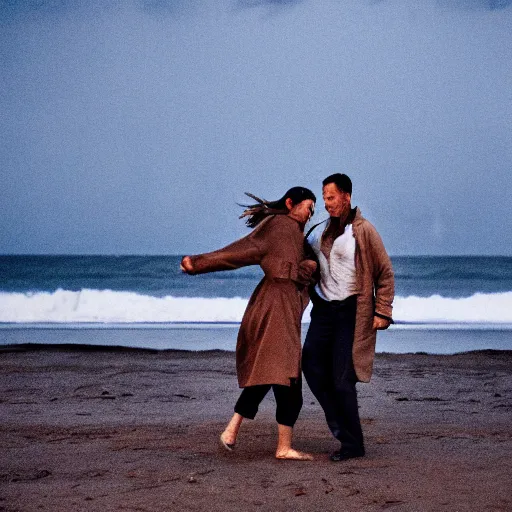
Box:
[302,294,364,453]
[234,378,303,428]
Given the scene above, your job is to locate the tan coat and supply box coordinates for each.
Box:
[351,208,395,382]
[188,215,313,387]
[307,207,394,383]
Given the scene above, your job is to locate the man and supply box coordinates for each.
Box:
[302,173,394,461]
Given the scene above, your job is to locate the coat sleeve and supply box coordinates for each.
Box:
[185,217,270,275]
[302,239,320,285]
[367,225,395,321]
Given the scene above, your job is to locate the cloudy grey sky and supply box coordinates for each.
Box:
[1,0,511,256]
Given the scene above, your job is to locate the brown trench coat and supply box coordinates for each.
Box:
[307,207,395,383]
[352,207,395,382]
[187,215,313,388]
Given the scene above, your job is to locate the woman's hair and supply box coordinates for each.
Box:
[239,186,316,228]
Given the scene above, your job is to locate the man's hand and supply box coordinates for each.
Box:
[373,316,390,330]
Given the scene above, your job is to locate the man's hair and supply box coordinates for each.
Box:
[322,173,352,195]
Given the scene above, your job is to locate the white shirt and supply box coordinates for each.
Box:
[308,222,357,301]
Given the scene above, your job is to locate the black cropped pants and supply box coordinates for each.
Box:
[234,378,303,428]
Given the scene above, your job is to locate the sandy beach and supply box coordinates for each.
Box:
[1,344,511,512]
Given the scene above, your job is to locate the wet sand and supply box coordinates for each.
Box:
[1,345,511,511]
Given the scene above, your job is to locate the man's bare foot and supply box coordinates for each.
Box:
[275,449,313,461]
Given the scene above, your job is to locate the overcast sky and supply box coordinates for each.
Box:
[1,0,511,256]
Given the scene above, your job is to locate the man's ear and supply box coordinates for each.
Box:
[285,197,294,211]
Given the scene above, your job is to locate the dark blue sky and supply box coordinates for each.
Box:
[1,0,511,255]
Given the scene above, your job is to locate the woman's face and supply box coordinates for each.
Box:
[289,199,315,223]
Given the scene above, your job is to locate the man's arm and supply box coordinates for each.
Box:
[303,223,322,284]
[368,225,395,330]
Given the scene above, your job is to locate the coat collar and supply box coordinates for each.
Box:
[352,206,363,226]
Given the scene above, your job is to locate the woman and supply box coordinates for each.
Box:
[180,187,317,460]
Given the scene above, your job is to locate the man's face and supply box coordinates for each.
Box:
[322,183,350,218]
[289,199,315,224]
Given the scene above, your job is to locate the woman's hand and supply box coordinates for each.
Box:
[180,256,194,274]
[298,259,317,284]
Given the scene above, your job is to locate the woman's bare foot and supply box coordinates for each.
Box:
[275,449,313,461]
[219,413,243,452]
[275,425,312,460]
[219,431,236,451]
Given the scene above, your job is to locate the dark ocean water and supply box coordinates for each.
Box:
[0,255,511,326]
[1,255,512,297]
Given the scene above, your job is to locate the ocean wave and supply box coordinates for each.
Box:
[1,289,512,325]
